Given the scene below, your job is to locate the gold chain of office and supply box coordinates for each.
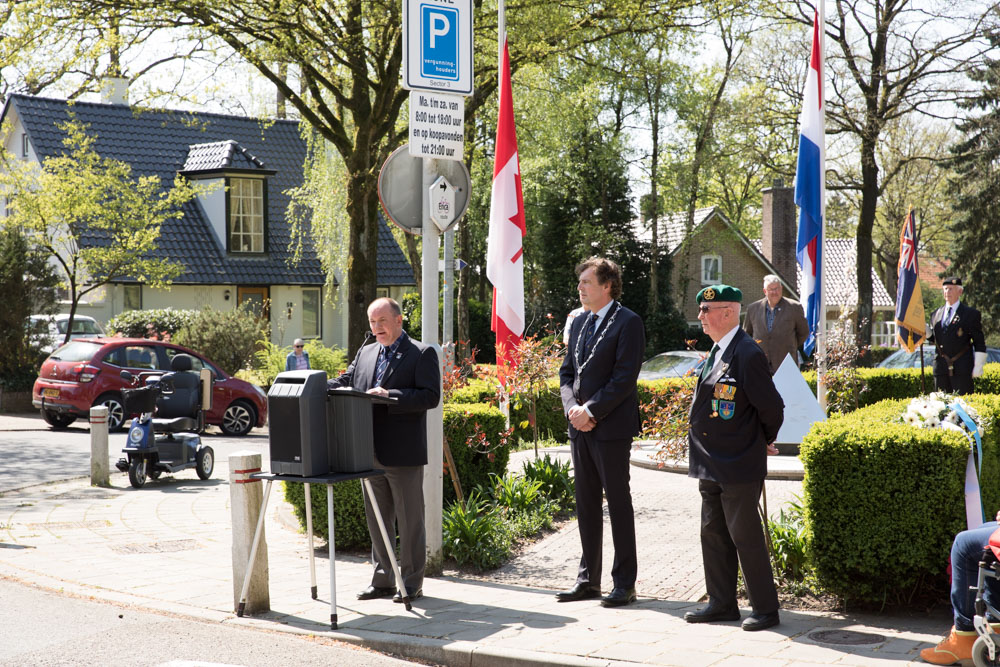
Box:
[574,301,622,377]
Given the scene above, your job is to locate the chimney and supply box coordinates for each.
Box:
[100,77,129,106]
[761,178,798,291]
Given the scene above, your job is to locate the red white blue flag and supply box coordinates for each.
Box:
[794,12,825,356]
[486,38,526,383]
[895,208,926,352]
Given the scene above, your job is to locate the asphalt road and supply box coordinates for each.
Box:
[0,420,270,494]
[0,576,429,666]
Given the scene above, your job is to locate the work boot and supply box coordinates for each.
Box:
[919,627,976,665]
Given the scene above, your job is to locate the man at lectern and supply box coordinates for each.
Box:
[328,297,440,602]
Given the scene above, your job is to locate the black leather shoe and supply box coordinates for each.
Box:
[555,582,601,602]
[742,610,780,631]
[600,587,637,607]
[393,588,423,603]
[684,601,741,623]
[357,585,395,600]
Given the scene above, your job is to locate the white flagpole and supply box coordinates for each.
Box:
[816,0,828,414]
[498,0,505,68]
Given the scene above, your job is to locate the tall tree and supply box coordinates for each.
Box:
[0,119,197,345]
[948,23,1000,332]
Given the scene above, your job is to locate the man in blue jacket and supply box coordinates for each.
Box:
[285,338,310,370]
[684,284,784,631]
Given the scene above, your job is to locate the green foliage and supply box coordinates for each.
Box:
[282,479,370,550]
[173,305,267,375]
[521,454,575,510]
[442,403,511,505]
[252,339,347,388]
[106,308,197,338]
[766,497,810,582]
[443,491,512,570]
[800,395,1000,603]
[483,473,545,515]
[0,227,58,389]
[399,292,495,363]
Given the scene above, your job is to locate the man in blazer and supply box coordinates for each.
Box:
[328,297,440,602]
[926,277,986,395]
[557,257,645,607]
[684,284,784,632]
[742,275,809,374]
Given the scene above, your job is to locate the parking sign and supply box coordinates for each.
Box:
[403,0,473,96]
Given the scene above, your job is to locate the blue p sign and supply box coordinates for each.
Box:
[421,5,459,81]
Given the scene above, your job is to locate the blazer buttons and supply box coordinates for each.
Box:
[702,432,707,436]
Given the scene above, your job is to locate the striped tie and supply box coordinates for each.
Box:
[374,346,391,386]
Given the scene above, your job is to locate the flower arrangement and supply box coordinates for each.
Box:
[901,392,981,438]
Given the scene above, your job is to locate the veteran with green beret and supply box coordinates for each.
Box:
[684,283,785,632]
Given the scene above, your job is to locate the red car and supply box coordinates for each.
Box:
[33,337,267,435]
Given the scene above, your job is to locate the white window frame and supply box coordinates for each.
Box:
[229,177,265,253]
[21,133,28,158]
[700,254,721,284]
[302,287,321,338]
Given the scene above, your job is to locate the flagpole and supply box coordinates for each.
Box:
[815,0,828,414]
[498,0,505,69]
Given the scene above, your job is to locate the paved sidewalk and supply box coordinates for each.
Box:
[0,413,947,666]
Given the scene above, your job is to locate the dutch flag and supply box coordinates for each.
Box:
[794,11,825,357]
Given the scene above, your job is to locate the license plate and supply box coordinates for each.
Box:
[42,388,59,398]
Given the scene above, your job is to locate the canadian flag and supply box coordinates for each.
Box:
[486,37,526,382]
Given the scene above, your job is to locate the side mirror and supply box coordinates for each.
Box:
[120,370,134,383]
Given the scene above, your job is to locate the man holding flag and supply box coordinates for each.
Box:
[927,277,985,395]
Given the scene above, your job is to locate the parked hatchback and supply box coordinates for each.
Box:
[638,350,707,381]
[29,314,106,354]
[33,337,267,435]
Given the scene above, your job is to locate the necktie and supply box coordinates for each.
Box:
[701,344,718,380]
[374,346,391,386]
[766,304,775,332]
[946,305,955,325]
[583,314,597,349]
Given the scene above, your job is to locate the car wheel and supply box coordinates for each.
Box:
[41,409,77,429]
[196,447,214,480]
[220,400,255,436]
[94,393,126,432]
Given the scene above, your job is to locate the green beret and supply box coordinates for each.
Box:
[697,284,742,304]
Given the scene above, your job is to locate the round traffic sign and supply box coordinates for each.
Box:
[377,144,471,235]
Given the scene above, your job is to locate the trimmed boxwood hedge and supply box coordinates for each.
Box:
[283,402,510,550]
[800,395,1000,603]
[449,377,565,443]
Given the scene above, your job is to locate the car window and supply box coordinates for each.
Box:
[115,345,158,370]
[162,346,220,377]
[641,354,698,375]
[72,319,103,335]
[48,340,103,362]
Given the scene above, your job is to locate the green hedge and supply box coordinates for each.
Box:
[106,308,197,338]
[449,377,565,443]
[283,402,511,549]
[800,395,1000,603]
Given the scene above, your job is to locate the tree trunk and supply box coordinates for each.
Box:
[404,234,421,288]
[856,135,879,350]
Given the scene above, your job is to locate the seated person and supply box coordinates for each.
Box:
[922,515,1000,665]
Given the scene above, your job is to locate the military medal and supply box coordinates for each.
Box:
[958,327,964,337]
[711,399,719,418]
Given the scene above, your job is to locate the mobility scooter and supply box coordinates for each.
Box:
[115,353,215,488]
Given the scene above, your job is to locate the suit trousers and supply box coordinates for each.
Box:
[935,371,974,396]
[363,455,426,592]
[698,478,778,613]
[571,432,637,589]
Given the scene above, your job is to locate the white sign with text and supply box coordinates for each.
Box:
[409,90,464,161]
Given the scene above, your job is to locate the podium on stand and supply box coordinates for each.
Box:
[238,378,407,629]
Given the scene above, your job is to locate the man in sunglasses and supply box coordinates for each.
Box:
[684,284,784,632]
[285,338,311,371]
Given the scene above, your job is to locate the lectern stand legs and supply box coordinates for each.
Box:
[304,482,318,600]
[362,478,412,611]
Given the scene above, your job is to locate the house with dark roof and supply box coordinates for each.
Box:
[638,184,896,347]
[0,92,414,349]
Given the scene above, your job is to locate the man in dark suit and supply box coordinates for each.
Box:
[684,284,784,631]
[557,256,645,608]
[927,277,985,395]
[742,274,809,374]
[328,297,440,602]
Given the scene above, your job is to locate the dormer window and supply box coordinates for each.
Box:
[228,177,266,253]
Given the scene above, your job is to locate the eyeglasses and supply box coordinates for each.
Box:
[698,305,730,314]
[294,345,303,348]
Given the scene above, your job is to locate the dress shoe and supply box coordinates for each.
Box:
[742,610,780,631]
[600,587,637,607]
[920,626,976,665]
[555,582,601,602]
[356,585,395,600]
[683,601,740,623]
[393,587,423,603]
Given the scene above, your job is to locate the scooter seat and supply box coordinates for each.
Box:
[152,416,198,433]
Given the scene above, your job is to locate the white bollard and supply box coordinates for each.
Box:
[230,451,270,614]
[89,406,109,487]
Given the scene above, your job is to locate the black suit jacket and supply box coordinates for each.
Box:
[688,328,784,484]
[927,302,985,378]
[328,333,440,467]
[558,302,645,441]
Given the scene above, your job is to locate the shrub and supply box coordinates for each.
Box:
[766,496,810,582]
[282,479,370,549]
[484,473,545,515]
[252,339,347,388]
[173,305,267,375]
[800,395,1000,603]
[443,491,512,569]
[106,308,197,338]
